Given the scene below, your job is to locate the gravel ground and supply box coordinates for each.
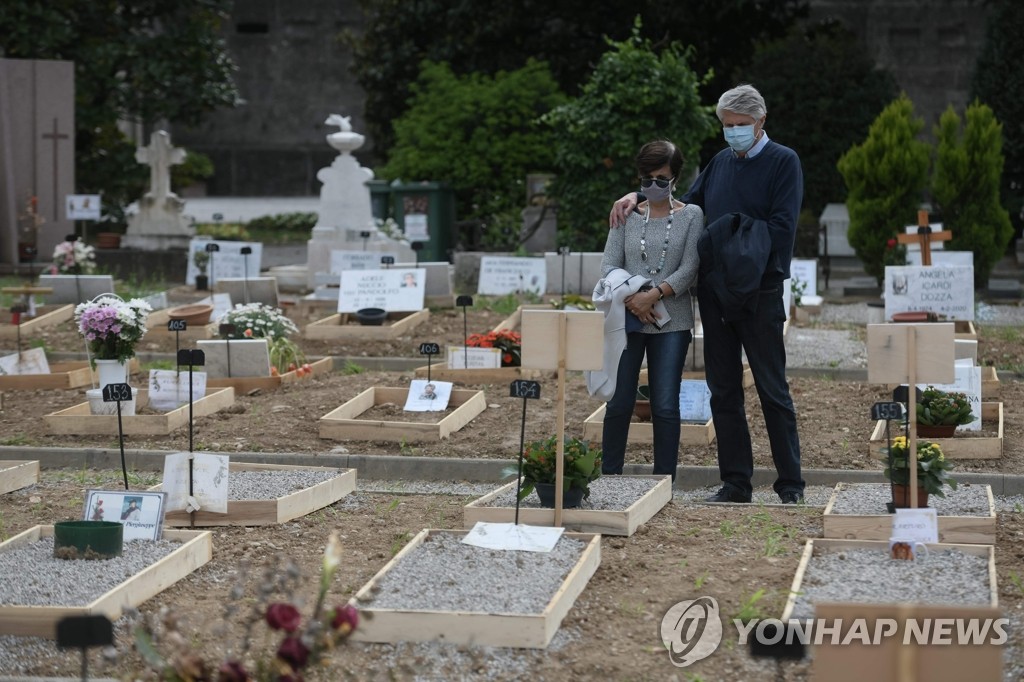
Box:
[828,482,993,516]
[480,476,661,510]
[814,301,1024,326]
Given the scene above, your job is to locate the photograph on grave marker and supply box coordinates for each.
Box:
[83,490,166,541]
[404,379,453,412]
[337,268,426,313]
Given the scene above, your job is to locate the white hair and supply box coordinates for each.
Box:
[716,84,767,121]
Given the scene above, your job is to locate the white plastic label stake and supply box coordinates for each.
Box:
[892,507,939,544]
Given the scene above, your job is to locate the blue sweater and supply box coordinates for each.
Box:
[682,141,803,286]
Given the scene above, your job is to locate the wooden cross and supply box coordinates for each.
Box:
[41,118,70,221]
[897,210,952,266]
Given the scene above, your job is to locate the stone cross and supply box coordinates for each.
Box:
[136,130,185,203]
[897,210,952,266]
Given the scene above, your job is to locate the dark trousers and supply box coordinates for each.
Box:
[602,329,691,480]
[697,285,804,496]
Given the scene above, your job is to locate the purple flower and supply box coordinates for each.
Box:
[217,660,249,681]
[329,604,359,634]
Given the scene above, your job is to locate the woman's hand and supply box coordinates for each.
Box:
[625,290,662,324]
[609,192,639,228]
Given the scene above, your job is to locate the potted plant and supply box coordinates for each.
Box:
[218,302,312,376]
[916,385,975,437]
[516,435,601,508]
[193,250,211,290]
[466,330,522,367]
[74,294,152,414]
[882,435,957,508]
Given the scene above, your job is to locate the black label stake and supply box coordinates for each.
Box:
[419,342,440,383]
[219,323,235,377]
[167,319,188,376]
[178,349,206,454]
[102,383,133,490]
[509,380,541,525]
[205,242,220,288]
[558,246,570,297]
[240,246,252,304]
[381,255,394,270]
[359,230,371,251]
[57,614,112,682]
[456,295,473,369]
[873,399,906,514]
[411,240,424,266]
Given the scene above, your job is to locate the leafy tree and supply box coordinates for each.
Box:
[379,59,566,250]
[745,20,898,218]
[0,0,240,226]
[837,95,930,284]
[345,0,807,166]
[970,0,1024,240]
[543,20,717,252]
[933,102,1014,286]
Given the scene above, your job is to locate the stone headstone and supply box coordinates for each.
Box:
[196,339,272,378]
[884,265,975,321]
[478,256,546,295]
[818,203,855,257]
[0,58,75,265]
[186,239,263,285]
[306,113,414,287]
[215,277,279,307]
[337,268,426,313]
[543,252,603,296]
[197,293,233,322]
[790,259,818,296]
[446,346,501,369]
[39,274,115,304]
[123,130,195,250]
[329,250,397,274]
[521,205,557,252]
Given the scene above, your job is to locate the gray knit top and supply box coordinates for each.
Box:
[599,201,703,334]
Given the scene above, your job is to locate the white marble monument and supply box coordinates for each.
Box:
[123,130,195,251]
[305,114,413,287]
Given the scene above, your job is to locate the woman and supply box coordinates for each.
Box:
[598,139,702,479]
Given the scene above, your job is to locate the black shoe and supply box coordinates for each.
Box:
[779,492,804,505]
[705,486,751,503]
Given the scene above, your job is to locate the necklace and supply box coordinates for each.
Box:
[640,202,677,275]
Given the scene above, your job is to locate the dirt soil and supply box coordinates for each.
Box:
[1,295,1023,679]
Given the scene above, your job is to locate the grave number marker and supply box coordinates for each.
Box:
[456,295,473,307]
[380,255,395,266]
[509,380,541,399]
[419,342,440,356]
[871,402,904,421]
[205,242,220,252]
[177,349,206,367]
[101,383,132,403]
[219,323,236,337]
[167,319,188,332]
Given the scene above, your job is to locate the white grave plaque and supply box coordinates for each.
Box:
[148,369,207,411]
[478,256,546,295]
[186,239,263,285]
[883,265,974,321]
[461,521,564,553]
[678,380,711,422]
[891,507,939,544]
[337,268,426,313]
[197,339,272,378]
[917,362,982,431]
[0,347,51,376]
[83,490,166,541]
[215,277,279,307]
[161,452,230,514]
[446,346,502,369]
[403,379,452,412]
[66,194,101,221]
[790,259,817,297]
[330,250,397,273]
[404,213,429,241]
[198,293,233,322]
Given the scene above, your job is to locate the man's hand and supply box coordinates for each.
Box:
[609,192,639,228]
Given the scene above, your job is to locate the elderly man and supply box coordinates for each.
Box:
[609,84,805,504]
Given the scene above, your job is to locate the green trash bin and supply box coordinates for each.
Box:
[390,181,455,263]
[365,179,392,221]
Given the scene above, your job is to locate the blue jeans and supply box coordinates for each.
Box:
[602,330,691,479]
[697,285,804,497]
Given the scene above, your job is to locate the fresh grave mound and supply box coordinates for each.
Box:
[365,532,588,613]
[827,482,992,516]
[482,476,661,511]
[226,469,342,500]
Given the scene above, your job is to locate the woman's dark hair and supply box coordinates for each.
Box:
[635,140,683,178]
